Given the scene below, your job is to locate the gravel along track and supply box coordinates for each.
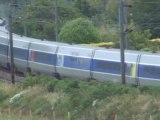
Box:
[0,67,24,83]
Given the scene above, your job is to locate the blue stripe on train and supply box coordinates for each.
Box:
[92,59,131,75]
[31,51,56,65]
[92,59,121,74]
[63,56,133,75]
[14,47,28,60]
[0,44,8,55]
[63,56,91,70]
[138,64,160,79]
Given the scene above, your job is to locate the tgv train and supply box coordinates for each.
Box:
[0,26,160,86]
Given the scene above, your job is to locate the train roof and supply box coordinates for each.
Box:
[1,25,159,56]
[78,43,160,56]
[42,40,69,46]
[125,49,160,56]
[11,33,43,44]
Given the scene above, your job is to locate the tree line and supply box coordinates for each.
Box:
[1,0,160,51]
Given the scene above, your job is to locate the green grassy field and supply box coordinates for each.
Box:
[1,75,160,120]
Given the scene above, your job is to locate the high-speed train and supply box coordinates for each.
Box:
[0,25,160,86]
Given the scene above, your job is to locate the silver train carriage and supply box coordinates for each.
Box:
[0,26,160,86]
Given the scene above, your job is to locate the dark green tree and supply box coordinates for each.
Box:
[128,0,160,38]
[59,18,101,44]
[0,0,9,4]
[106,0,119,22]
[12,0,81,41]
[128,21,151,50]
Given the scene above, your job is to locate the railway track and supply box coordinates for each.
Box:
[0,67,24,83]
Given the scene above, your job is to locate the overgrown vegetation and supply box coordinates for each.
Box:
[59,18,101,43]
[1,75,160,119]
[1,0,160,51]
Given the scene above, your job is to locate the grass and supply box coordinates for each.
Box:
[0,114,40,120]
[1,75,160,120]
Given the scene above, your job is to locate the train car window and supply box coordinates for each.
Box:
[156,69,160,75]
[70,57,78,62]
[0,44,8,55]
[63,56,91,70]
[14,48,28,60]
[92,60,121,74]
[144,66,160,76]
[32,51,56,65]
[93,59,132,75]
[97,61,120,70]
[139,64,160,79]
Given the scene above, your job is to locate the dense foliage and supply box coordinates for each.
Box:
[127,21,151,50]
[130,0,160,38]
[59,18,101,43]
[0,0,160,51]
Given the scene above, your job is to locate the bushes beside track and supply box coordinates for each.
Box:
[1,75,160,119]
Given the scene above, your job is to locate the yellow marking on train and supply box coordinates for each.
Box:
[131,64,136,77]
